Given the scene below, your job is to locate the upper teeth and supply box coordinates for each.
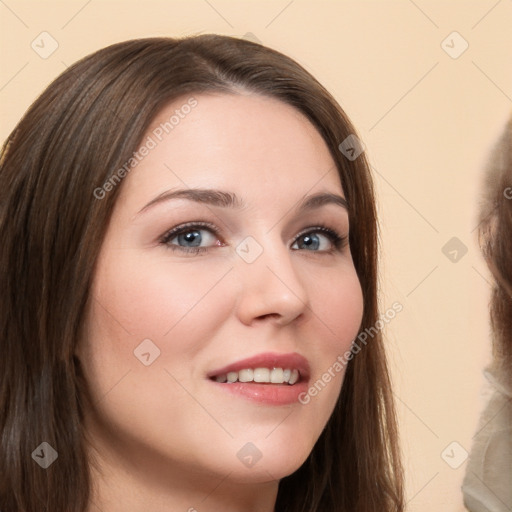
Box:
[214,368,300,385]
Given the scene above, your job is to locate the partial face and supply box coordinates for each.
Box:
[79,93,364,486]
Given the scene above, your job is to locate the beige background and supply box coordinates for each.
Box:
[1,1,511,510]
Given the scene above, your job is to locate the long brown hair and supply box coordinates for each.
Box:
[478,116,512,384]
[0,35,403,511]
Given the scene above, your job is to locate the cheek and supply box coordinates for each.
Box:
[91,251,234,341]
[83,252,235,396]
[308,263,364,352]
[300,264,364,407]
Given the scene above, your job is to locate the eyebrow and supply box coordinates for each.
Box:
[297,192,348,211]
[137,189,244,215]
[137,188,348,215]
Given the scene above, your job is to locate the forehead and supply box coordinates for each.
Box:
[121,92,343,210]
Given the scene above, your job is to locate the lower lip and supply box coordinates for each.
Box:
[209,379,309,405]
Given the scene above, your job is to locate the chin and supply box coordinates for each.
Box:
[214,434,314,484]
[224,456,309,485]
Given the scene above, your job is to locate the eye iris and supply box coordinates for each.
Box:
[178,230,202,247]
[300,233,320,250]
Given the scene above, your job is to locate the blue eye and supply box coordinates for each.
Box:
[173,229,208,247]
[291,228,346,252]
[161,223,221,253]
[160,222,347,255]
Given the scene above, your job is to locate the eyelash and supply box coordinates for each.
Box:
[159,221,348,255]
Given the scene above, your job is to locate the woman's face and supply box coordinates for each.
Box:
[79,92,364,487]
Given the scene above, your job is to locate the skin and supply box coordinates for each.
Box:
[78,92,364,512]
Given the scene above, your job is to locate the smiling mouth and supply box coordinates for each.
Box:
[211,367,300,385]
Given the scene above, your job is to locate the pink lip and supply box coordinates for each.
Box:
[207,352,310,406]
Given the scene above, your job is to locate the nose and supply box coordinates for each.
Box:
[234,239,309,327]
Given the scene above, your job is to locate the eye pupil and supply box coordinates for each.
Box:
[300,234,320,250]
[179,230,202,247]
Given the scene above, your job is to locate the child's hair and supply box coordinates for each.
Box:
[478,116,512,383]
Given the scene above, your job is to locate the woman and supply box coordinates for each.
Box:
[0,35,403,511]
[462,117,512,511]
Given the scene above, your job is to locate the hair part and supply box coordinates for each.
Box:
[0,35,403,511]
